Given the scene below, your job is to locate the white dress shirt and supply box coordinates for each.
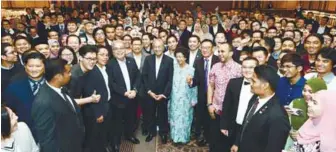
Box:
[204,55,213,82]
[133,53,142,70]
[97,65,111,101]
[46,82,75,110]
[255,93,275,114]
[236,79,254,125]
[117,59,131,91]
[189,50,198,66]
[187,26,193,32]
[86,34,96,45]
[317,26,326,34]
[212,25,218,35]
[155,55,163,79]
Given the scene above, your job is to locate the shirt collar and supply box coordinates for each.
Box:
[96,64,106,70]
[258,93,275,104]
[1,64,14,70]
[46,81,62,92]
[322,72,335,84]
[286,76,306,86]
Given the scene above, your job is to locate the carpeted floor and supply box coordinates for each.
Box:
[157,138,209,152]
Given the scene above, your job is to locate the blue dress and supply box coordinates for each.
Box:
[169,64,197,143]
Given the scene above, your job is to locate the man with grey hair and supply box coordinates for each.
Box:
[142,39,174,144]
[107,40,141,151]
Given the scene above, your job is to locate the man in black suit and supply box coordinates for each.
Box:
[81,46,111,152]
[187,35,202,67]
[1,20,17,36]
[209,15,225,38]
[177,20,192,49]
[31,59,85,152]
[231,65,290,152]
[37,14,55,40]
[186,39,220,146]
[54,14,66,37]
[127,37,148,135]
[316,16,331,35]
[220,57,258,148]
[142,39,174,144]
[107,40,141,151]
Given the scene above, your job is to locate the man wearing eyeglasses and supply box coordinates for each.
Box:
[69,45,101,105]
[275,53,306,106]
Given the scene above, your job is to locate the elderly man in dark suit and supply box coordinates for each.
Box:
[142,39,174,144]
[231,65,290,152]
[31,59,85,152]
[107,40,142,152]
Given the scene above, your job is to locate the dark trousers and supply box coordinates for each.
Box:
[144,96,168,136]
[229,123,242,147]
[111,101,137,145]
[83,116,109,152]
[209,113,230,152]
[194,99,211,141]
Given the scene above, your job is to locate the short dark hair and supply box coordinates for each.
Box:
[123,34,132,41]
[142,33,154,40]
[1,43,12,55]
[14,36,30,46]
[242,56,259,65]
[23,51,46,65]
[159,29,169,36]
[317,47,336,66]
[66,35,81,44]
[267,16,275,21]
[132,37,142,44]
[254,65,280,91]
[281,53,304,67]
[45,58,68,82]
[167,35,178,44]
[305,33,324,44]
[322,16,329,22]
[267,27,277,32]
[189,35,201,43]
[78,45,97,57]
[97,45,112,59]
[93,27,105,38]
[58,46,78,65]
[252,46,269,56]
[282,37,295,44]
[174,46,189,59]
[201,39,214,46]
[253,30,264,38]
[1,106,11,138]
[251,21,261,27]
[294,29,303,37]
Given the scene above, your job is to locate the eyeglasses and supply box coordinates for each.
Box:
[61,53,73,57]
[83,57,97,62]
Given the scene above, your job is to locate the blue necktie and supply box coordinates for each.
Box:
[204,58,209,91]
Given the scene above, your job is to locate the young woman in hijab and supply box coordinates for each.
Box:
[284,78,327,150]
[293,90,336,152]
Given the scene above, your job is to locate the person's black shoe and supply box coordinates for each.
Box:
[161,135,167,144]
[145,134,154,142]
[113,145,120,152]
[196,138,207,147]
[105,144,113,152]
[142,129,149,136]
[126,136,140,144]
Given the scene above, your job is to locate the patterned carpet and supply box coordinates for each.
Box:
[120,140,135,152]
[157,138,209,152]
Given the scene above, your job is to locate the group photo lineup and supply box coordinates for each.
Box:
[1,1,336,152]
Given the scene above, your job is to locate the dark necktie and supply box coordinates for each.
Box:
[32,82,39,95]
[61,88,76,111]
[204,58,209,91]
[60,25,64,32]
[244,81,250,85]
[241,98,259,140]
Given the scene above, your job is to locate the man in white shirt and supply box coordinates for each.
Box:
[317,16,330,34]
[220,57,258,148]
[230,65,289,152]
[188,35,202,67]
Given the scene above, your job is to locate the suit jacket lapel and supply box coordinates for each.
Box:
[45,84,77,114]
[114,59,127,89]
[126,58,133,85]
[235,78,244,98]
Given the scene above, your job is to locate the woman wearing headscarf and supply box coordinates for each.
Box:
[284,78,327,151]
[294,90,336,152]
[200,24,213,41]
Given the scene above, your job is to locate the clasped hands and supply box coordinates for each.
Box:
[124,90,137,99]
[148,91,166,101]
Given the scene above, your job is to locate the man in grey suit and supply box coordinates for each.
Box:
[127,37,149,135]
[31,59,85,152]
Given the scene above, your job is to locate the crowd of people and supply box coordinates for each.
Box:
[1,1,336,152]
